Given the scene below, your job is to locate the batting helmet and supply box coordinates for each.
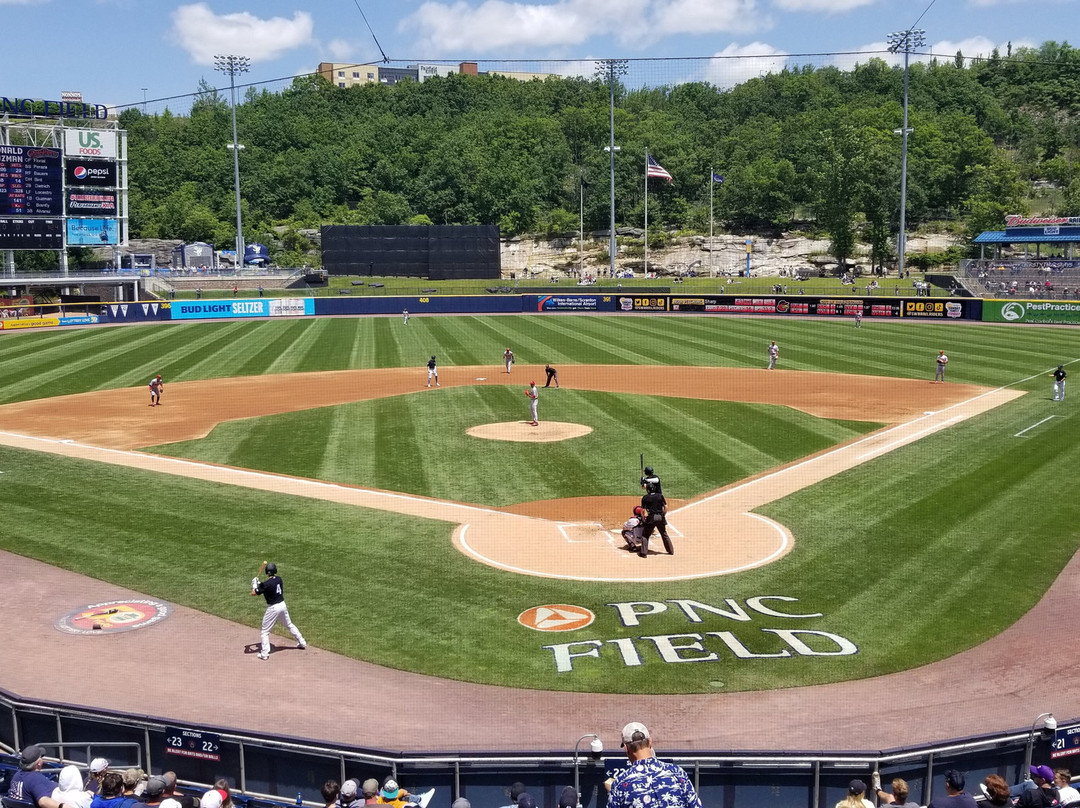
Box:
[265,562,277,575]
[644,466,654,475]
[633,506,645,517]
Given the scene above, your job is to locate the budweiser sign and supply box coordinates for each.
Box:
[1005,214,1080,227]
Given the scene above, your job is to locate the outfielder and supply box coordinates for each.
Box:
[934,349,948,383]
[251,561,306,660]
[767,341,779,370]
[525,381,538,426]
[1052,364,1067,400]
[149,374,163,406]
[504,348,515,374]
[427,355,439,387]
[402,309,410,325]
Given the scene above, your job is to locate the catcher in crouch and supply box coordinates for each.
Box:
[622,506,647,553]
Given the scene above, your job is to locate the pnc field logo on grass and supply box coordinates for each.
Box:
[519,604,595,632]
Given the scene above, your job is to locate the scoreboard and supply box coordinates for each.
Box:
[0,145,63,216]
[0,217,64,250]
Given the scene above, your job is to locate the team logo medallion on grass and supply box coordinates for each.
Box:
[518,604,595,632]
[56,599,171,635]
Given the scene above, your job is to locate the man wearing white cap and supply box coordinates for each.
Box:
[606,722,702,808]
[85,759,110,795]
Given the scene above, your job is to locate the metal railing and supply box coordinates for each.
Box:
[0,687,1063,808]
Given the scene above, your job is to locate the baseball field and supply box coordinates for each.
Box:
[0,312,1076,695]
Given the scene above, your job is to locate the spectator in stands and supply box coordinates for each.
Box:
[85,759,110,794]
[199,788,230,808]
[558,787,580,808]
[980,774,1011,807]
[51,766,92,808]
[497,783,526,808]
[121,770,146,799]
[605,722,702,808]
[377,779,411,808]
[321,780,340,808]
[872,775,918,806]
[1016,766,1058,808]
[516,795,536,808]
[90,772,138,808]
[339,780,363,808]
[212,781,234,808]
[834,779,873,808]
[160,773,195,808]
[1055,770,1080,806]
[7,744,64,808]
[452,800,470,808]
[927,770,976,808]
[141,777,167,808]
[362,780,380,805]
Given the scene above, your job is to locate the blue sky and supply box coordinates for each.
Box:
[1,0,1072,111]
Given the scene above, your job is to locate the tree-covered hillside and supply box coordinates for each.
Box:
[117,43,1080,267]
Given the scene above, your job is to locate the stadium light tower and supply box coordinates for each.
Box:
[596,59,628,279]
[887,29,925,280]
[214,54,251,270]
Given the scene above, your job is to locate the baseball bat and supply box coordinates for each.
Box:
[88,608,119,618]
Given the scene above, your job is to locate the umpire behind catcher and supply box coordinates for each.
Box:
[640,486,674,557]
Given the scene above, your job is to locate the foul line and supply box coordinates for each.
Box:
[1015,415,1058,438]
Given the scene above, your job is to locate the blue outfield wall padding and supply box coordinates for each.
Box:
[313,295,524,316]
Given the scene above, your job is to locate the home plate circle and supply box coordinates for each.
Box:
[518,604,595,631]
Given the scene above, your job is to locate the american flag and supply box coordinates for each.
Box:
[646,154,673,183]
[712,172,725,184]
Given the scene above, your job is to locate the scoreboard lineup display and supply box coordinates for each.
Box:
[0,145,62,216]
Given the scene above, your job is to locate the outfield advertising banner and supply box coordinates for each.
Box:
[983,299,1080,325]
[170,299,270,320]
[269,298,314,317]
[532,294,614,312]
[618,295,668,312]
[901,299,967,319]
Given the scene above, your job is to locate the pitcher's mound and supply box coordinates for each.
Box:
[467,421,593,443]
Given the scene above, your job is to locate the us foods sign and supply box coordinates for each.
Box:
[63,129,118,160]
[523,596,857,672]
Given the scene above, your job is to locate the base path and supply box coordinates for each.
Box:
[0,366,1018,582]
[0,365,1057,754]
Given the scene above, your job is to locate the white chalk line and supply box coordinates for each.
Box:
[1015,415,1058,438]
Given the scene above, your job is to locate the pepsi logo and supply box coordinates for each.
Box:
[73,166,88,180]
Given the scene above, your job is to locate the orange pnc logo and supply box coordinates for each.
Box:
[518,604,595,632]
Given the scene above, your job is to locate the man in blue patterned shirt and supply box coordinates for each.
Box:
[607,722,703,808]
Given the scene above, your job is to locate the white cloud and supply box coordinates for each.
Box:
[651,0,759,35]
[773,0,875,10]
[401,0,761,55]
[171,3,315,65]
[703,41,789,88]
[326,39,355,60]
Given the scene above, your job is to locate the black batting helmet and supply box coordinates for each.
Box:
[644,466,654,475]
[265,562,277,575]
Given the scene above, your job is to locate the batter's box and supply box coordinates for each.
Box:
[556,522,609,544]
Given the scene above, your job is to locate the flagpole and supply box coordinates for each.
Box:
[709,166,714,273]
[644,150,649,278]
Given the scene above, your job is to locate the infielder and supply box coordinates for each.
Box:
[525,381,538,425]
[1052,364,1067,400]
[149,374,163,406]
[934,349,948,383]
[426,355,439,387]
[251,561,306,660]
[767,341,779,370]
[504,348,515,374]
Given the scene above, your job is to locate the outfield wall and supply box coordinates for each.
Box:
[13,293,1080,329]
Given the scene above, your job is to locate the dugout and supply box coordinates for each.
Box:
[321,225,500,280]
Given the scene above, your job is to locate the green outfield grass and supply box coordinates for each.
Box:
[0,315,1077,693]
[147,390,879,504]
